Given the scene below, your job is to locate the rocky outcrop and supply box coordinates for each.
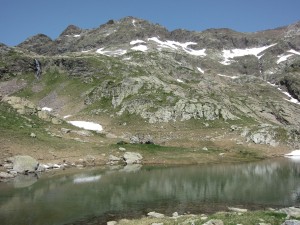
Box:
[11,155,39,173]
[2,96,62,124]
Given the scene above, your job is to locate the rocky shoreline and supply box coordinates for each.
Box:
[105,207,300,225]
[0,151,144,181]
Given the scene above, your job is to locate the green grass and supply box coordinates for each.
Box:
[117,210,288,225]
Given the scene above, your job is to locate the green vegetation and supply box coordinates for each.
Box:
[116,210,288,225]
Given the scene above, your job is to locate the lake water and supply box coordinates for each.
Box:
[1,158,300,225]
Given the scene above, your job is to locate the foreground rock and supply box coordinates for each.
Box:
[12,155,39,173]
[279,207,300,218]
[123,152,143,164]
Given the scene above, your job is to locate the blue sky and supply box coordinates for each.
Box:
[1,0,300,46]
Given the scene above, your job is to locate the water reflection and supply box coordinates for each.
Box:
[0,158,300,225]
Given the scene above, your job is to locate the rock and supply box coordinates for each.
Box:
[72,130,93,137]
[0,171,15,179]
[151,223,164,225]
[51,117,63,124]
[147,211,165,218]
[203,219,224,225]
[107,221,117,225]
[30,132,37,138]
[37,110,51,121]
[12,155,39,173]
[228,207,248,213]
[280,207,300,218]
[282,220,300,225]
[118,147,126,151]
[202,147,208,151]
[123,152,143,164]
[172,212,179,218]
[3,163,13,169]
[61,128,71,133]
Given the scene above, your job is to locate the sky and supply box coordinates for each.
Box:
[1,0,300,46]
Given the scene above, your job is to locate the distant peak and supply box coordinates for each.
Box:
[60,25,82,37]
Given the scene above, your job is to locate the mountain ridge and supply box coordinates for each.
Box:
[0,16,300,159]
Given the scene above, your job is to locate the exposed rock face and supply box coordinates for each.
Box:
[1,17,300,148]
[12,155,39,173]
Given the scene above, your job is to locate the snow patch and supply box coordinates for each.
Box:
[96,48,127,56]
[42,107,53,112]
[74,175,101,184]
[131,45,148,52]
[148,37,206,57]
[277,54,293,64]
[130,39,146,45]
[176,79,184,83]
[268,82,300,104]
[221,44,277,65]
[132,19,136,27]
[73,34,81,38]
[197,67,204,74]
[68,121,103,132]
[277,49,300,64]
[288,49,300,55]
[217,74,239,79]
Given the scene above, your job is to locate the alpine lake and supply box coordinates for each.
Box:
[0,157,300,225]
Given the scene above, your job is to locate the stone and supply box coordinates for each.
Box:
[37,110,51,121]
[282,220,300,225]
[51,117,63,124]
[118,147,126,151]
[147,211,165,218]
[61,128,71,133]
[228,207,248,213]
[123,152,143,164]
[203,219,224,225]
[12,155,39,173]
[30,132,37,138]
[107,221,117,225]
[202,147,208,151]
[151,223,164,225]
[280,207,300,218]
[0,171,15,179]
[172,212,179,218]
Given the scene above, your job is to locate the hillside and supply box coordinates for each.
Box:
[0,17,300,165]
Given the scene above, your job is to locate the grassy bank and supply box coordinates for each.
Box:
[115,210,289,225]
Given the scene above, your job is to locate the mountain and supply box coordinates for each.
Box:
[1,17,300,163]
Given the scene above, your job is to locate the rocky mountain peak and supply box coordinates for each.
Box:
[59,25,82,37]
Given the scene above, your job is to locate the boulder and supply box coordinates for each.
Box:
[279,207,300,218]
[123,152,143,164]
[282,220,300,225]
[228,207,248,213]
[12,155,39,173]
[147,211,165,218]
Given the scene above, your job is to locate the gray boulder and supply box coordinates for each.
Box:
[282,220,300,225]
[279,207,300,218]
[12,155,39,173]
[123,152,143,164]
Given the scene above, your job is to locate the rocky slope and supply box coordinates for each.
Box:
[1,16,300,152]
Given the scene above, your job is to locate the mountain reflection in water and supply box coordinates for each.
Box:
[0,158,300,225]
